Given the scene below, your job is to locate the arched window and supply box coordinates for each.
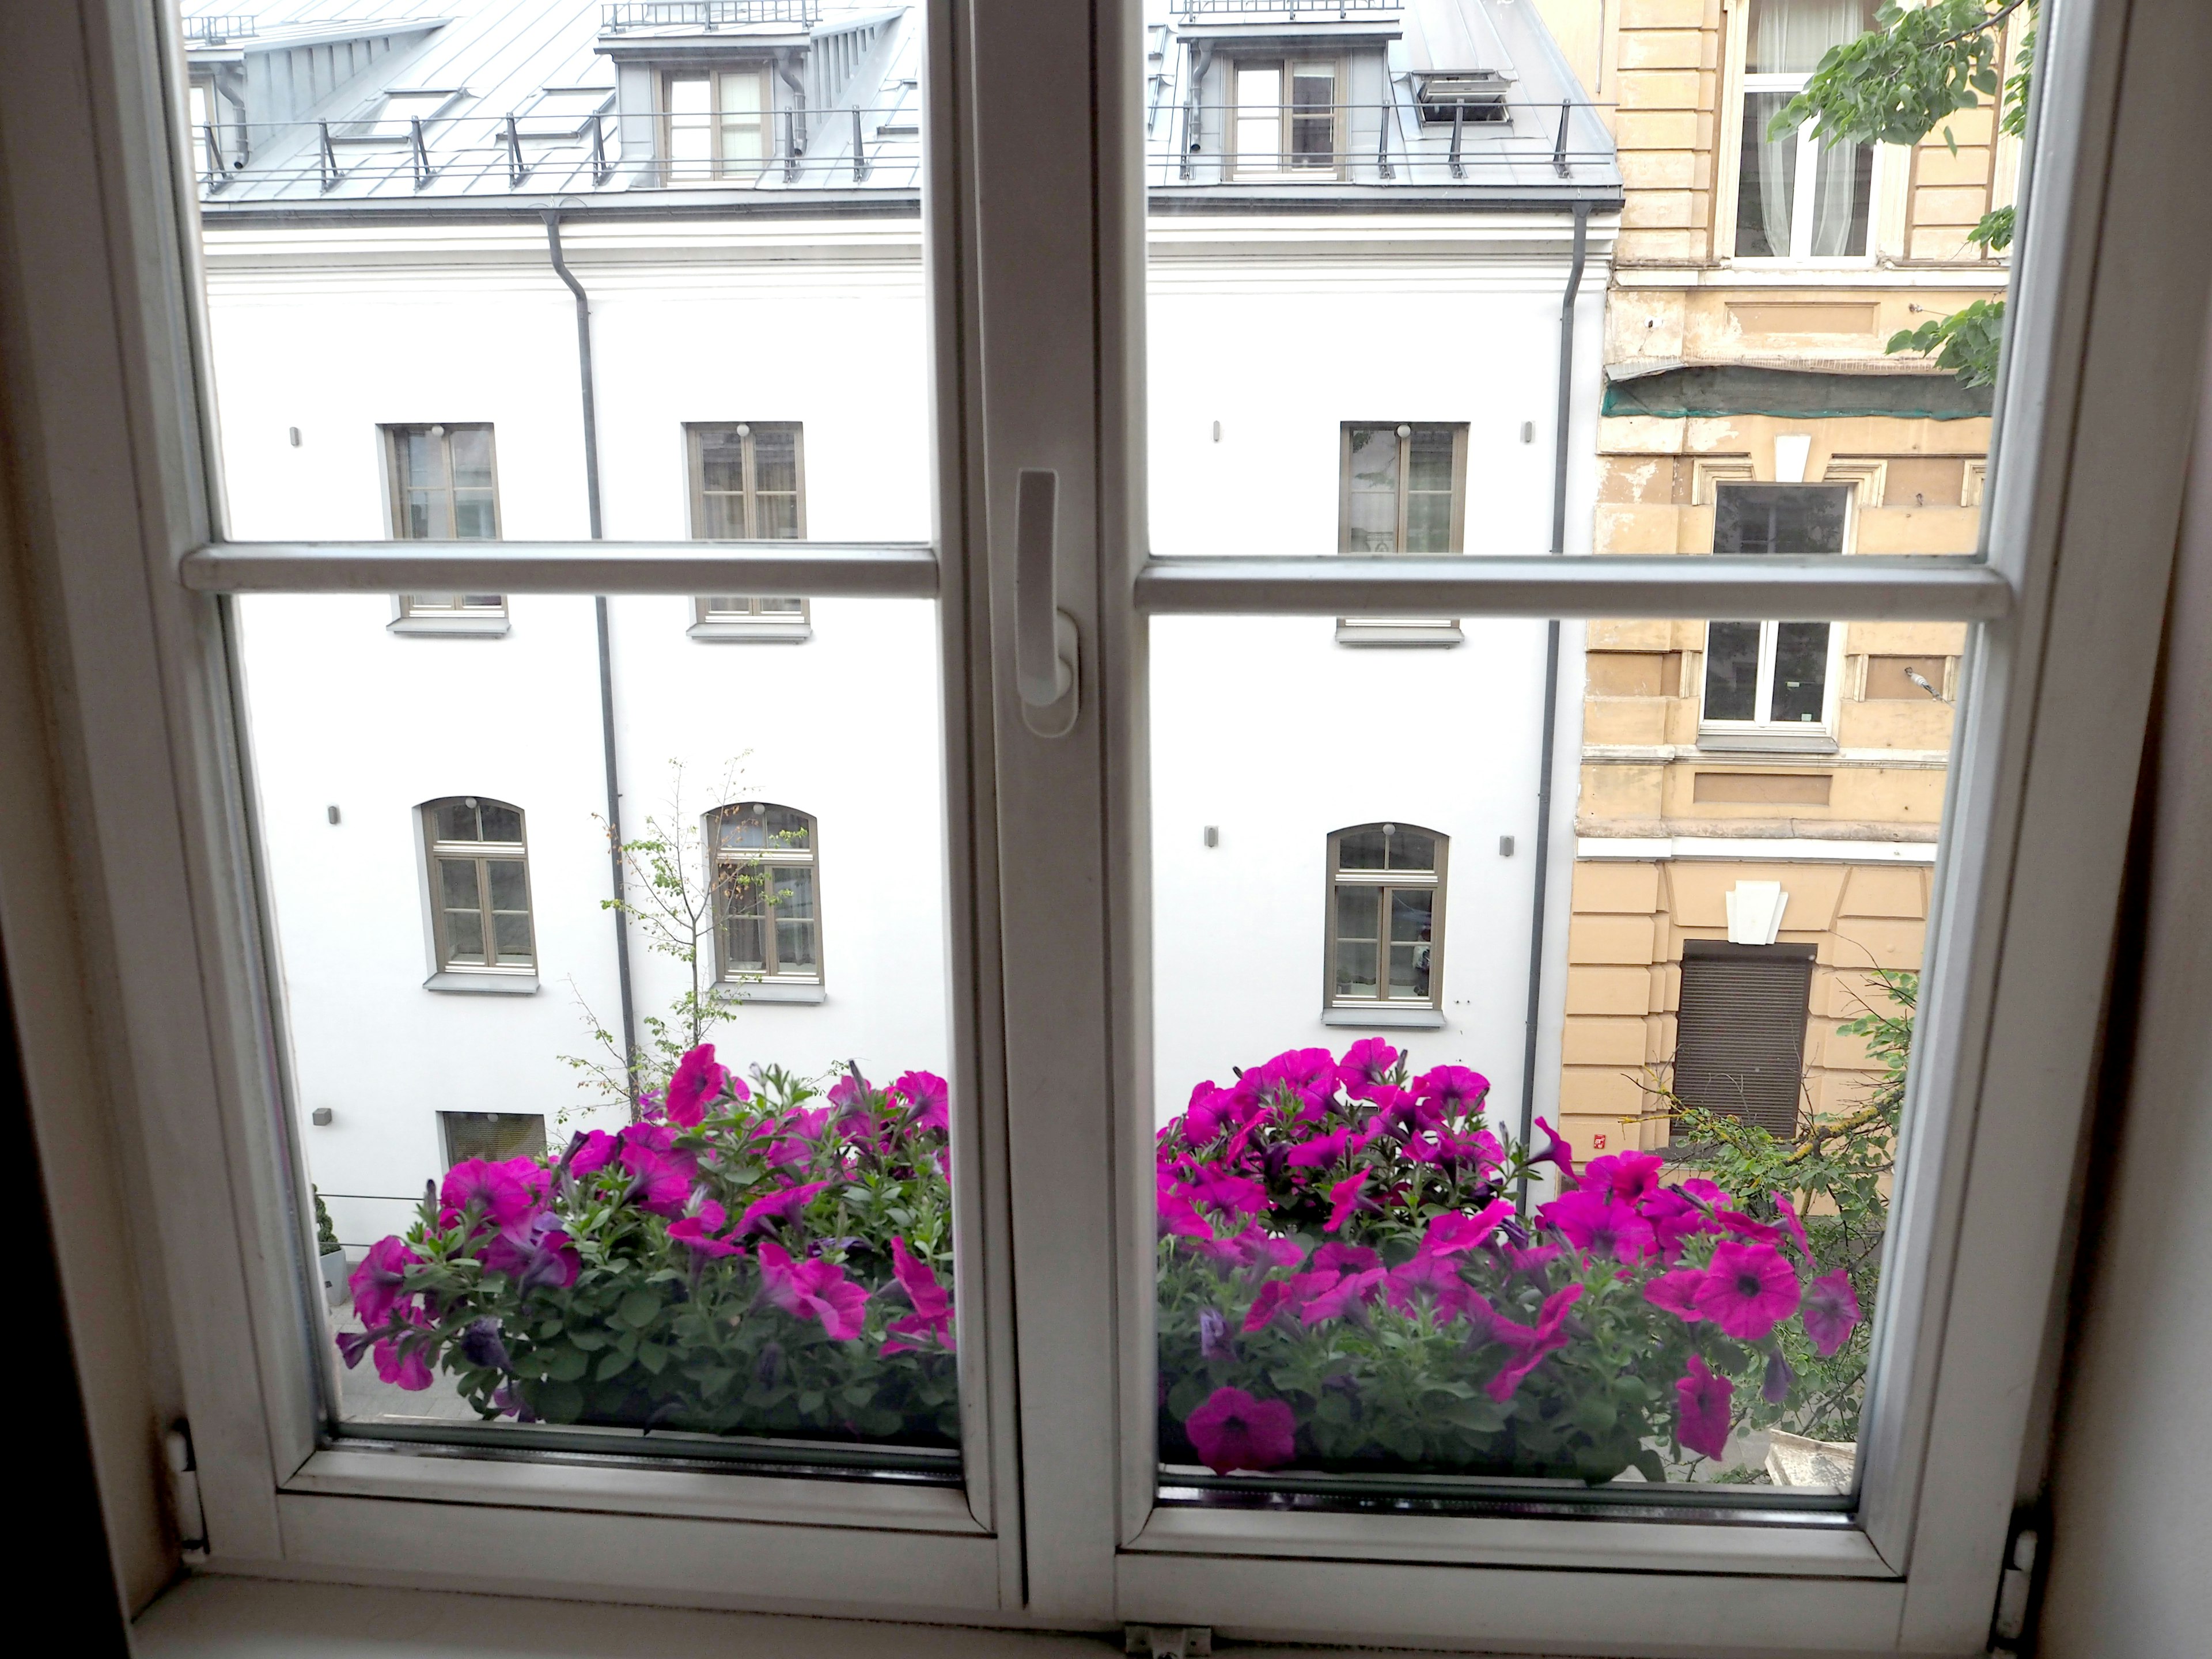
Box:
[1325,822,1446,1014]
[707,801,821,988]
[421,796,533,976]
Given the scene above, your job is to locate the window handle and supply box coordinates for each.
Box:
[1013,467,1079,737]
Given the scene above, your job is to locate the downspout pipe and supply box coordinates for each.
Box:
[545,208,639,1108]
[1518,200,1589,1195]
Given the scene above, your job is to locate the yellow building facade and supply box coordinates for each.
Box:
[1533,0,2021,1156]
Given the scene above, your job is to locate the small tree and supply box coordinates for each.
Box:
[562,759,781,1121]
[1771,1,2036,388]
[1630,967,1916,1447]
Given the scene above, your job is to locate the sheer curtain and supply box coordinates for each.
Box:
[1740,0,1877,257]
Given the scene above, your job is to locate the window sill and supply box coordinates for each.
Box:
[726,980,826,1004]
[388,616,510,638]
[1335,622,1464,648]
[1321,1005,1444,1029]
[688,620,813,644]
[1695,728,1840,755]
[423,971,539,995]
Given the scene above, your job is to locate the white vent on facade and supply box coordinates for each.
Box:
[1725,880,1790,946]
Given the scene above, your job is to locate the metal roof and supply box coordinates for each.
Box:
[181,0,1615,215]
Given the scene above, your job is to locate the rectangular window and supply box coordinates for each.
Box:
[384,422,505,631]
[1733,0,1878,260]
[421,796,534,980]
[688,421,809,640]
[439,1111,549,1168]
[1702,482,1851,738]
[1337,421,1468,645]
[1324,822,1445,1016]
[709,802,823,990]
[1232,60,1340,179]
[1671,943,1818,1138]
[661,67,771,184]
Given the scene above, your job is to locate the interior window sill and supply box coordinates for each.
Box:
[725,980,826,1003]
[1694,728,1840,755]
[423,971,539,995]
[689,621,813,644]
[389,616,510,638]
[1334,622,1464,648]
[1321,1005,1444,1029]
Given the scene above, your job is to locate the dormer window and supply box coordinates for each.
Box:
[1230,59,1339,179]
[336,89,467,143]
[1414,70,1509,126]
[661,66,771,181]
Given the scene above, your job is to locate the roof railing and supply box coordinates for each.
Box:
[601,0,823,29]
[182,14,257,44]
[1173,0,1403,17]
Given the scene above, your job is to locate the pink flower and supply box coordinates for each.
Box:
[1156,1173,1213,1241]
[568,1130,619,1179]
[737,1178,831,1240]
[1714,1207,1786,1245]
[1643,1267,1708,1323]
[1694,1241,1802,1340]
[1801,1269,1862,1357]
[1641,1187,1710,1263]
[1484,1285,1582,1403]
[480,1213,581,1289]
[1772,1192,1816,1263]
[882,1236,955,1353]
[1540,1188,1657,1265]
[369,1307,433,1391]
[1241,1278,1297,1332]
[1675,1354,1733,1460]
[1335,1037,1401,1092]
[1324,1171,1372,1232]
[1187,1168,1267,1218]
[438,1157,545,1233]
[1420,1200,1512,1257]
[1385,1251,1470,1321]
[893,1070,950,1134]
[1531,1115,1578,1184]
[1504,1241,1562,1274]
[1286,1126,1355,1171]
[1312,1242,1380,1273]
[618,1137,695,1218]
[756,1241,869,1339]
[349,1236,421,1328]
[665,1043,733,1128]
[1680,1177,1733,1209]
[1299,1268,1387,1324]
[1184,1387,1297,1475]
[1412,1065,1490,1119]
[1582,1151,1664,1205]
[668,1199,743,1259]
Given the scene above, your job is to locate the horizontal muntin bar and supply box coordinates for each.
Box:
[179,540,938,597]
[1134,555,2012,622]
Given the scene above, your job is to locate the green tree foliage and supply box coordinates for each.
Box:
[1768,2,2035,388]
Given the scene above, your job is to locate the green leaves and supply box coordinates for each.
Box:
[1769,1,2032,153]
[1887,299,2006,389]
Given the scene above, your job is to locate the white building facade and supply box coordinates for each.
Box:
[187,0,1619,1251]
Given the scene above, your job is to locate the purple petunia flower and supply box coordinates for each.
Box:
[1581,1151,1664,1205]
[568,1129,620,1179]
[1419,1199,1513,1259]
[664,1043,732,1128]
[1772,1192,1816,1264]
[1694,1241,1802,1340]
[757,1242,869,1340]
[1540,1187,1658,1266]
[618,1136,696,1218]
[1675,1353,1733,1460]
[1411,1064,1491,1120]
[1299,1267,1388,1325]
[893,1070,950,1135]
[1640,1187,1710,1263]
[1335,1037,1401,1091]
[1184,1387,1297,1475]
[1324,1171,1373,1233]
[882,1236,954,1354]
[1529,1115,1579,1184]
[737,1178,831,1240]
[1801,1268,1862,1357]
[349,1236,421,1328]
[1483,1285,1582,1403]
[1642,1267,1708,1324]
[1312,1241,1380,1274]
[1197,1307,1233,1362]
[668,1199,743,1259]
[1384,1251,1471,1323]
[371,1308,434,1391]
[459,1316,512,1373]
[438,1157,545,1233]
[1763,1348,1796,1406]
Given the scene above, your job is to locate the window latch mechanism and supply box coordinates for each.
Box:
[1013,467,1078,738]
[1991,1520,2041,1652]
[165,1420,209,1560]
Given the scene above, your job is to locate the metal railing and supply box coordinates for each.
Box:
[182,13,257,44]
[600,0,821,28]
[1164,97,1604,187]
[1173,0,1402,16]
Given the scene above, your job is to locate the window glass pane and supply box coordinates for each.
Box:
[1289,65,1334,168]
[1808,134,1874,258]
[1343,427,1399,553]
[1715,483,1850,554]
[1703,621,1764,722]
[402,430,446,490]
[755,493,801,539]
[441,1112,549,1167]
[1770,622,1832,724]
[449,426,493,487]
[1235,66,1281,168]
[236,596,956,1458]
[1745,0,1879,75]
[1734,93,1797,259]
[762,597,805,615]
[1152,610,1965,1491]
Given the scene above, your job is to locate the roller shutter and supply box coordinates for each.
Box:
[1672,942,1815,1137]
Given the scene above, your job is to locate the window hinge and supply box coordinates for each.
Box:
[1990,1521,2040,1653]
[164,1420,209,1561]
[1126,1627,1211,1659]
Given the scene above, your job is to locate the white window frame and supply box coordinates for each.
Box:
[382,421,509,636]
[1724,1,1885,266]
[7,1,2209,1651]
[685,420,812,642]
